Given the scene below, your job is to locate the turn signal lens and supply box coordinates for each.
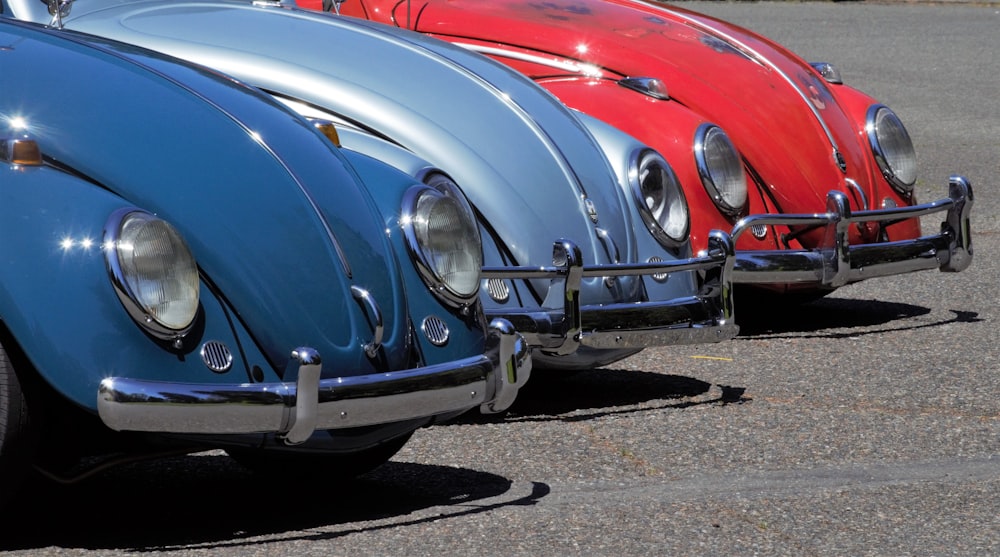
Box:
[1,138,43,166]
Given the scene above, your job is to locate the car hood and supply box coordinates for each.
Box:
[43,0,637,272]
[400,0,871,215]
[2,20,409,373]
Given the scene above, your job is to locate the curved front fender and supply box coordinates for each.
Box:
[0,165,275,409]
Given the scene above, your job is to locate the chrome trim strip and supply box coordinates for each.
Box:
[731,177,973,287]
[368,33,594,200]
[497,294,738,350]
[97,319,530,438]
[483,231,737,353]
[456,42,603,77]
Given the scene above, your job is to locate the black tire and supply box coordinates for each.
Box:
[0,341,35,506]
[228,431,412,480]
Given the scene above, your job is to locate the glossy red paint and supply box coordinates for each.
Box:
[315,0,923,281]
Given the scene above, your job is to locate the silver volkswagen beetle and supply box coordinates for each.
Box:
[2,0,739,370]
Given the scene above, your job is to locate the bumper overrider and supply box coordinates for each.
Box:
[732,176,973,287]
[482,230,739,355]
[97,319,531,445]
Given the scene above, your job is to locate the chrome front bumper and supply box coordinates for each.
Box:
[483,230,738,356]
[97,319,530,445]
[732,176,973,287]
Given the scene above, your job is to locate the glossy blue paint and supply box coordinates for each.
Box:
[0,163,276,408]
[0,20,488,410]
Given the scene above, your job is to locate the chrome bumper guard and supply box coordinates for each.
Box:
[482,230,738,356]
[97,318,531,445]
[732,176,973,287]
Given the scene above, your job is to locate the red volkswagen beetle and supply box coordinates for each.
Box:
[311,0,972,298]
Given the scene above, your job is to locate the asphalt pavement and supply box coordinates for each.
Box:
[2,2,998,556]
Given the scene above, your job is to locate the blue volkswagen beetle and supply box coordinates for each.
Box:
[0,18,531,500]
[0,0,739,371]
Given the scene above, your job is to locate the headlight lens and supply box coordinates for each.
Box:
[404,173,482,307]
[105,209,200,340]
[629,149,689,245]
[695,124,748,217]
[866,105,917,195]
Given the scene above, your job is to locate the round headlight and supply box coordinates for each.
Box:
[866,105,917,195]
[695,124,748,217]
[105,209,200,340]
[404,173,483,307]
[629,149,689,245]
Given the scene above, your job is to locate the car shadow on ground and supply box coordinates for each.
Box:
[735,295,980,338]
[458,367,747,425]
[3,299,976,551]
[456,296,981,424]
[0,456,546,551]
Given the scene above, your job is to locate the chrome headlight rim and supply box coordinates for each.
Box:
[402,172,483,310]
[627,148,690,246]
[694,123,749,218]
[104,208,200,342]
[866,104,917,196]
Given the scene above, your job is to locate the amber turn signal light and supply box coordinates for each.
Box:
[312,121,341,147]
[1,138,43,166]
